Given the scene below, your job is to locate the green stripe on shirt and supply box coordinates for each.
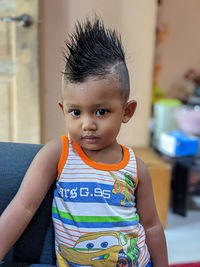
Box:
[52,206,139,223]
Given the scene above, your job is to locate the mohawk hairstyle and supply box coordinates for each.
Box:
[63,18,130,101]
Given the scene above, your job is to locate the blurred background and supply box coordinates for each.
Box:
[0,0,200,265]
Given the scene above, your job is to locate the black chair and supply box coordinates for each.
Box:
[0,142,56,266]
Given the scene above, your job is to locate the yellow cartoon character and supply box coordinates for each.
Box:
[57,231,139,267]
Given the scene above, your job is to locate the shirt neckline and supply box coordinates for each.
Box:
[72,140,130,171]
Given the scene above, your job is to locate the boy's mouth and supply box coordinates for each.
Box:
[81,135,100,144]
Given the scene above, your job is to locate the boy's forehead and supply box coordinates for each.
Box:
[61,74,122,97]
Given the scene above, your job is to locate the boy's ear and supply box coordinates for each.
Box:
[58,102,64,112]
[122,100,137,123]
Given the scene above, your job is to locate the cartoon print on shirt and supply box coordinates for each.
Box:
[57,231,139,267]
[109,171,136,207]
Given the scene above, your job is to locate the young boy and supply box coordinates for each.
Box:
[0,18,168,266]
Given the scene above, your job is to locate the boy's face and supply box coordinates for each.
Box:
[60,75,136,153]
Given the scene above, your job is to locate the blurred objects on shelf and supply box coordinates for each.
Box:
[153,99,182,147]
[188,95,200,105]
[184,68,200,106]
[152,84,166,104]
[174,105,200,136]
[184,69,200,94]
[158,130,199,157]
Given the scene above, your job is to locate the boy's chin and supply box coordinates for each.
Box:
[81,143,103,152]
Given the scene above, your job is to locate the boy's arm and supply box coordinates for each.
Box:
[0,138,62,261]
[135,158,168,267]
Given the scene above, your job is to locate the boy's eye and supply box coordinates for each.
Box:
[96,109,108,116]
[70,110,80,117]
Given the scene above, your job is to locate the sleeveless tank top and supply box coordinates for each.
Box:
[52,135,150,266]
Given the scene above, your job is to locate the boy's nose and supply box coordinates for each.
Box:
[82,116,97,131]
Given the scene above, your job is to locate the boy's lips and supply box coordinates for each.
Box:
[81,135,100,143]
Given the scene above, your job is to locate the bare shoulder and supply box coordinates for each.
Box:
[23,137,63,184]
[136,157,151,184]
[37,137,62,162]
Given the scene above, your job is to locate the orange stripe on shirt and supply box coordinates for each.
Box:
[143,255,150,266]
[56,231,78,243]
[54,221,91,235]
[139,244,146,264]
[54,225,80,238]
[56,236,75,247]
[60,176,114,184]
[61,172,114,178]
[57,135,69,180]
[137,234,145,246]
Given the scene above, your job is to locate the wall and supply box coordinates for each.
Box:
[156,0,200,99]
[40,0,157,146]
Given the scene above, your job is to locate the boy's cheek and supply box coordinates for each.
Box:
[65,121,78,132]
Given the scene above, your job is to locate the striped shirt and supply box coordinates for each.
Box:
[52,135,150,266]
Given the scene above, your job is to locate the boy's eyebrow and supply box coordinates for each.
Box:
[66,103,111,109]
[93,103,110,108]
[65,104,80,109]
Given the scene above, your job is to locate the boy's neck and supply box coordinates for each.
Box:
[82,142,123,164]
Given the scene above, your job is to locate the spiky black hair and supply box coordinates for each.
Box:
[63,18,130,101]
